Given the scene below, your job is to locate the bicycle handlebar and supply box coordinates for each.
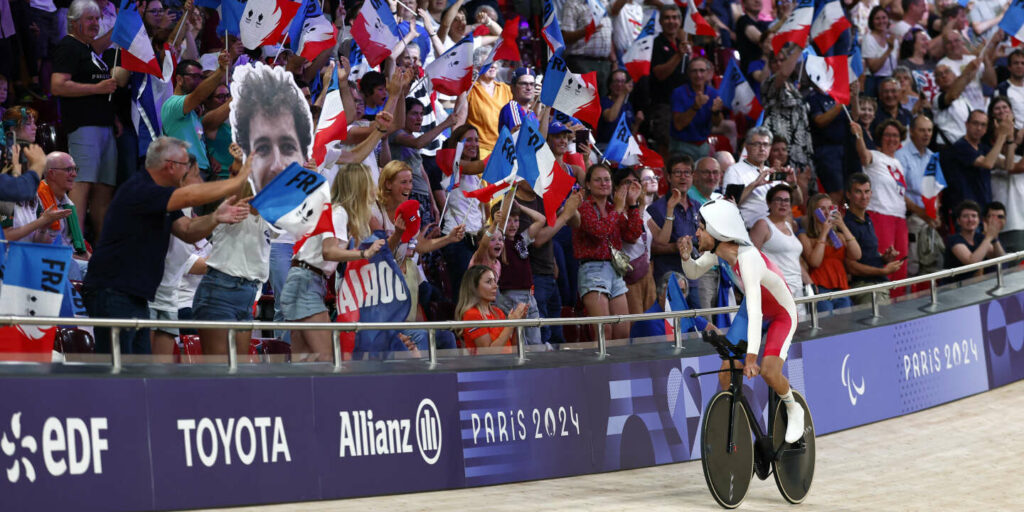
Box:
[701,331,747,360]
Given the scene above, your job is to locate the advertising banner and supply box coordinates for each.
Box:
[979,293,1024,389]
[314,373,464,498]
[147,377,319,510]
[0,378,152,512]
[456,368,593,486]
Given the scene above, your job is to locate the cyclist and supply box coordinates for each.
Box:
[677,199,804,443]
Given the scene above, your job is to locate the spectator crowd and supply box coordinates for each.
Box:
[1,0,1021,358]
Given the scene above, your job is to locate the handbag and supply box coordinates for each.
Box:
[624,254,650,285]
[610,247,633,277]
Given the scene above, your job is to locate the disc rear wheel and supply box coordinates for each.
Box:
[771,390,815,504]
[700,391,754,509]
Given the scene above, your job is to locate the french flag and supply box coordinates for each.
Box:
[718,58,763,119]
[425,35,474,96]
[805,54,850,105]
[540,50,602,129]
[810,0,851,54]
[478,16,522,77]
[352,0,401,67]
[196,0,246,37]
[112,0,162,78]
[515,116,576,226]
[583,0,606,42]
[664,275,700,341]
[312,65,347,167]
[238,0,301,50]
[296,14,337,62]
[772,0,813,54]
[463,177,514,203]
[622,10,657,82]
[683,4,716,37]
[437,141,464,192]
[482,126,517,184]
[0,243,73,357]
[250,162,331,238]
[999,0,1024,43]
[921,153,946,220]
[604,114,641,166]
[541,0,565,57]
[288,0,320,52]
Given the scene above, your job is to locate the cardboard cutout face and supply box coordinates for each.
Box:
[229,63,314,192]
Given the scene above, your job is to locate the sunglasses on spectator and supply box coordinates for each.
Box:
[146,8,167,15]
[50,166,78,173]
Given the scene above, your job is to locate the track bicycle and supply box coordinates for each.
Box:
[691,331,815,508]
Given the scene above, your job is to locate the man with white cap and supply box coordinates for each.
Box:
[677,199,805,444]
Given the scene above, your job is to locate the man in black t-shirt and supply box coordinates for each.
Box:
[735,0,771,77]
[648,4,689,154]
[51,0,120,240]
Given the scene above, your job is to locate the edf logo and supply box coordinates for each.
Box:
[0,412,109,483]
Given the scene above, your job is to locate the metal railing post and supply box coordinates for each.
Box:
[332,330,342,370]
[930,279,938,306]
[673,318,683,350]
[110,327,121,373]
[997,262,1005,289]
[597,322,607,358]
[427,329,437,367]
[516,326,526,362]
[227,329,238,373]
[810,299,819,330]
[871,291,880,318]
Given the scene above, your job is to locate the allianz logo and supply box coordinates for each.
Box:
[339,398,442,465]
[0,412,109,484]
[841,354,866,406]
[176,417,292,468]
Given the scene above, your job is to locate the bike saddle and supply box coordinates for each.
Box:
[700,331,747,360]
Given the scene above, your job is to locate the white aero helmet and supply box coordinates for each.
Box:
[698,199,752,247]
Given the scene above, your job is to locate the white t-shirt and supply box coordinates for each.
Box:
[863,32,896,77]
[1004,81,1024,130]
[176,238,211,310]
[151,235,199,312]
[936,55,987,111]
[760,219,804,297]
[611,0,646,55]
[933,94,971,144]
[993,156,1024,231]
[294,204,349,275]
[205,214,272,282]
[865,150,907,218]
[442,174,484,234]
[723,159,782,229]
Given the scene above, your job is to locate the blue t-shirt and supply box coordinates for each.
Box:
[397,21,430,61]
[647,192,701,280]
[84,170,184,300]
[806,91,847,146]
[160,94,210,170]
[497,101,538,134]
[670,83,719,143]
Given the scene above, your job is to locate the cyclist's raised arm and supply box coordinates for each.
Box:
[678,235,717,279]
[736,248,766,357]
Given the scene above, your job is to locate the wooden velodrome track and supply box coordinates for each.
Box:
[208,378,1024,511]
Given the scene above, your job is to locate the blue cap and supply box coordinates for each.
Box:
[512,67,536,84]
[548,121,570,135]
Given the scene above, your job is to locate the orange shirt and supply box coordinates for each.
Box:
[461,305,511,349]
[466,81,513,157]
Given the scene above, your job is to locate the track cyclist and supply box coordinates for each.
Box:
[677,199,804,444]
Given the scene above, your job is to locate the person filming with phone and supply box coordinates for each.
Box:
[722,127,800,230]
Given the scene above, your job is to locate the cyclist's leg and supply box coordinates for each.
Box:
[760,313,804,443]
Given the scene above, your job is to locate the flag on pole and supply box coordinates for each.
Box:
[0,243,73,355]
[335,236,411,356]
[238,0,301,50]
[250,162,331,237]
[622,10,658,82]
[288,0,320,52]
[810,0,852,54]
[352,0,402,67]
[664,275,702,341]
[583,0,607,42]
[483,126,517,184]
[425,35,474,96]
[999,0,1024,43]
[772,0,813,54]
[805,54,850,105]
[112,0,162,78]
[541,0,565,56]
[478,16,522,77]
[604,115,642,166]
[312,65,347,167]
[296,14,337,62]
[683,4,716,37]
[921,152,946,220]
[718,58,763,119]
[540,51,602,128]
[437,141,465,192]
[515,117,576,225]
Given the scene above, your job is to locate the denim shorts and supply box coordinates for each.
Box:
[149,308,179,336]
[192,268,261,321]
[578,261,628,299]
[280,265,329,321]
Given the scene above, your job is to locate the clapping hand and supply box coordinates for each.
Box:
[677,235,694,260]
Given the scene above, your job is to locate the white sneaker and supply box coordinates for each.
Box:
[784,404,805,444]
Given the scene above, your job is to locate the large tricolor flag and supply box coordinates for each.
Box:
[583,0,607,42]
[999,0,1024,43]
[772,0,813,54]
[250,162,331,237]
[622,10,658,82]
[335,235,411,356]
[541,0,565,56]
[810,0,851,54]
[0,243,73,356]
[112,0,162,78]
[718,58,763,119]
[921,152,946,220]
[238,0,301,50]
[482,126,517,184]
[805,54,850,105]
[312,65,347,167]
[540,51,601,128]
[288,0,320,52]
[604,114,641,166]
[425,35,474,96]
[515,117,576,225]
[352,0,401,67]
[478,16,522,77]
[683,4,716,37]
[291,0,336,63]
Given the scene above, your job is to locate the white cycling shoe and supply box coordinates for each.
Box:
[784,403,805,444]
